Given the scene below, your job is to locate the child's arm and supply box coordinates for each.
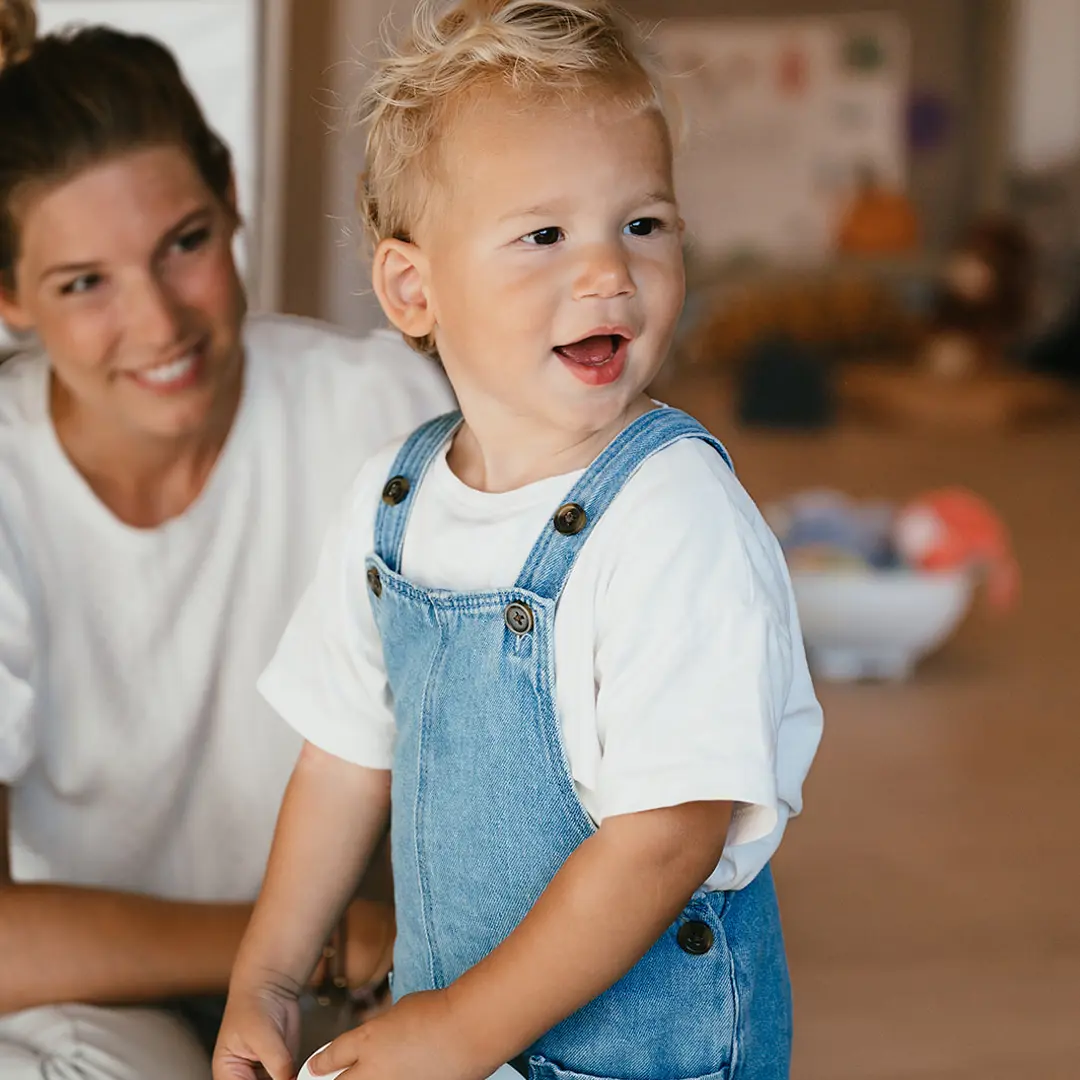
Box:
[310,798,731,1080]
[212,741,392,1080]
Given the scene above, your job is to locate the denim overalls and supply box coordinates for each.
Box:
[365,407,792,1080]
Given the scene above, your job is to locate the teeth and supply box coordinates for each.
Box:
[138,353,195,384]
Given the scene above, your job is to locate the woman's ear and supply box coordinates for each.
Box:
[371,239,435,341]
[0,282,32,333]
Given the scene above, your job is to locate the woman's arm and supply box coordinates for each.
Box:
[227,742,392,999]
[0,785,392,1016]
[213,744,391,1080]
[0,782,245,1012]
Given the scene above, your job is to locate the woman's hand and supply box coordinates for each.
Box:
[306,990,484,1080]
[212,978,303,1080]
[307,898,396,992]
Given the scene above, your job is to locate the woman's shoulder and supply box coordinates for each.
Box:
[0,350,49,518]
[244,314,449,398]
[239,314,453,504]
[0,353,47,587]
[242,314,453,445]
[243,312,372,363]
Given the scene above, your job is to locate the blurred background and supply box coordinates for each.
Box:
[13,1,1080,1076]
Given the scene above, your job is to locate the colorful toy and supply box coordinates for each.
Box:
[770,486,1018,680]
[766,489,898,572]
[893,487,1020,611]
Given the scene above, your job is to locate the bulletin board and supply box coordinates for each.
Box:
[653,15,910,265]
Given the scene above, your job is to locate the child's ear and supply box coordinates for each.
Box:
[372,239,435,340]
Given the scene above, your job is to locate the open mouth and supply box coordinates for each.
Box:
[554,331,631,386]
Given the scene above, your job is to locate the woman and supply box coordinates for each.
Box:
[0,5,452,1077]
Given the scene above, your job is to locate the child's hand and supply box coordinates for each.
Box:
[306,989,483,1080]
[212,983,302,1080]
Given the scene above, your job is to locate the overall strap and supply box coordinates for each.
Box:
[514,407,733,601]
[373,411,462,572]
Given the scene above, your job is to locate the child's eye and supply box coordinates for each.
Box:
[172,226,212,254]
[60,273,103,296]
[624,218,665,237]
[521,227,564,246]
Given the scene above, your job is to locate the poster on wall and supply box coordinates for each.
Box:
[2,0,259,351]
[653,14,909,267]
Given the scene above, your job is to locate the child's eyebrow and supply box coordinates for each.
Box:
[497,203,562,223]
[498,190,677,224]
[640,189,677,205]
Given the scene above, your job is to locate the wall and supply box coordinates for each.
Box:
[279,0,335,319]
[622,0,1006,253]
[279,0,1079,326]
[1010,0,1080,170]
[280,0,397,334]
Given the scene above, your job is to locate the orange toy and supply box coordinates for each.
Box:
[893,488,1020,611]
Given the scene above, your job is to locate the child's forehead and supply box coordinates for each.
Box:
[403,84,674,238]
[440,86,670,173]
[456,78,655,131]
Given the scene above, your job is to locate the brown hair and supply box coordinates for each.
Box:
[0,0,234,287]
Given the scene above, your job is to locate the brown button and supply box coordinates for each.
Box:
[553,502,587,536]
[504,602,534,635]
[366,567,383,598]
[677,920,714,955]
[382,476,411,506]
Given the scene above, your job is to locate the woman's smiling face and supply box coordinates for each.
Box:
[0,144,246,441]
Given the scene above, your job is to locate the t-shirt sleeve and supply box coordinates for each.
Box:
[591,444,801,847]
[257,457,396,769]
[0,525,35,785]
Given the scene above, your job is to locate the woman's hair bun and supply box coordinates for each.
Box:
[0,0,37,72]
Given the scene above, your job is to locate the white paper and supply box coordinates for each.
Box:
[653,15,909,265]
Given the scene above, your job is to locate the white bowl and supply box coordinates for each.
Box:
[297,1046,345,1080]
[790,568,974,681]
[297,1046,522,1080]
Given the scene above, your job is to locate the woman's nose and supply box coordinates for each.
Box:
[124,273,183,351]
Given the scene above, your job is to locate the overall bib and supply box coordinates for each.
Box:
[366,407,792,1080]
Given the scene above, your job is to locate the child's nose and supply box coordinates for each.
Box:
[572,243,636,301]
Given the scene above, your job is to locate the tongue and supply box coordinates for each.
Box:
[557,335,617,366]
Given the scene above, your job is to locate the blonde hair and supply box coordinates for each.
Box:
[357,1,670,352]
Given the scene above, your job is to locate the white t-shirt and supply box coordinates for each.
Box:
[260,423,823,890]
[0,314,454,902]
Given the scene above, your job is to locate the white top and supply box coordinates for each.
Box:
[260,424,823,890]
[0,314,454,902]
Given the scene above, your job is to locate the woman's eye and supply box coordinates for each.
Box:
[521,227,564,246]
[60,273,102,296]
[173,226,211,254]
[625,218,664,237]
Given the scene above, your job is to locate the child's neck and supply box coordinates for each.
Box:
[446,394,654,493]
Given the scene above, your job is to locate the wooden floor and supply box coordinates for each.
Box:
[662,373,1080,1080]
